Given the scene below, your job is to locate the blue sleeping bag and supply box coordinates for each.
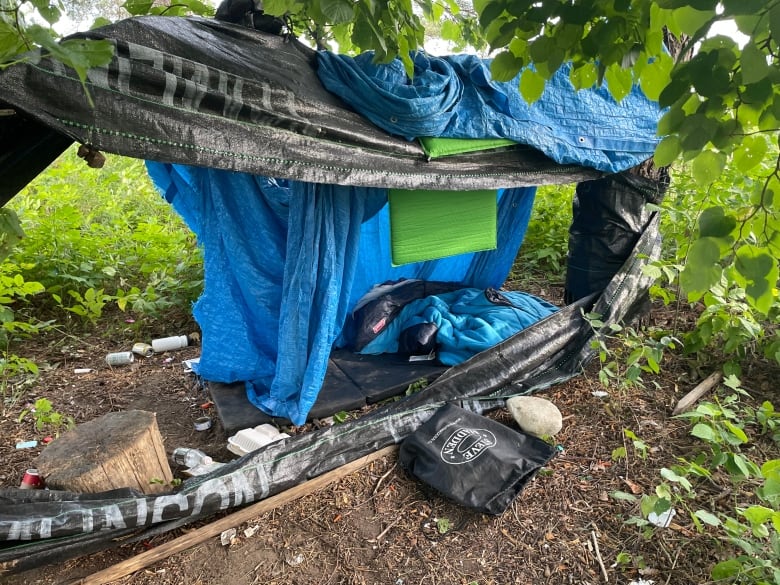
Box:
[360,288,559,365]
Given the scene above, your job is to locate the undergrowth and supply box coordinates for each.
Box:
[0,147,203,412]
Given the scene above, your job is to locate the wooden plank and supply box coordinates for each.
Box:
[76,446,398,585]
[672,372,722,416]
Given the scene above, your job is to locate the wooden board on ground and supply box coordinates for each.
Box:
[77,445,398,585]
[35,410,172,495]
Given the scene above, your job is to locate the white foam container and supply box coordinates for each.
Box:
[227,424,289,456]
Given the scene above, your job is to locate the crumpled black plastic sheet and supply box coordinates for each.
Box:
[0,16,600,197]
[565,171,667,303]
[0,214,661,574]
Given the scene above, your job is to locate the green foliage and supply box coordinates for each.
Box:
[8,147,203,326]
[511,184,574,284]
[624,429,650,460]
[1,0,114,100]
[435,516,451,534]
[586,312,679,391]
[650,154,780,370]
[405,377,429,395]
[0,352,39,416]
[18,397,75,436]
[619,380,780,585]
[466,0,780,329]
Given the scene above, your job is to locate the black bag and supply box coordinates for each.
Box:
[399,403,556,515]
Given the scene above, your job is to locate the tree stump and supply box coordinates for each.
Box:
[35,410,173,494]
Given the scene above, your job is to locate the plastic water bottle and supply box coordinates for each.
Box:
[152,335,189,353]
[172,447,213,467]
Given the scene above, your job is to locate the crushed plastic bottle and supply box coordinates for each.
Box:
[172,447,213,468]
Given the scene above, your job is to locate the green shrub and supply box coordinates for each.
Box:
[7,147,203,325]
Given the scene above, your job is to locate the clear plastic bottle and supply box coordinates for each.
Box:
[172,447,213,467]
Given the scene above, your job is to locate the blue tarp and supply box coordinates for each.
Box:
[317,53,662,173]
[147,160,536,424]
[144,51,662,425]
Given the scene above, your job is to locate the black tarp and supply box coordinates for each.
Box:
[0,16,601,204]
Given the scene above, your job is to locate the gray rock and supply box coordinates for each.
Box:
[506,396,563,437]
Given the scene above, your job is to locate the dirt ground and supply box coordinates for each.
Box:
[0,302,776,585]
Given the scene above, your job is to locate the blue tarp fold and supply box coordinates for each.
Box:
[317,53,662,173]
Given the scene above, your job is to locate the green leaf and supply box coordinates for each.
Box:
[711,559,742,580]
[727,453,751,477]
[653,135,681,167]
[672,6,714,36]
[519,68,545,103]
[770,4,780,41]
[691,422,718,443]
[740,42,771,85]
[440,20,461,42]
[691,150,726,186]
[680,237,722,299]
[640,494,659,518]
[570,62,597,90]
[610,491,638,502]
[723,420,748,444]
[694,509,721,526]
[733,135,769,173]
[611,446,627,461]
[761,459,780,477]
[123,0,154,15]
[698,206,736,239]
[490,51,523,82]
[734,245,779,315]
[604,63,633,103]
[37,3,62,25]
[660,467,691,489]
[320,0,354,24]
[742,505,774,525]
[639,55,673,101]
[0,21,27,61]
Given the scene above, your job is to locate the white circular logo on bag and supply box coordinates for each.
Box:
[440,427,497,464]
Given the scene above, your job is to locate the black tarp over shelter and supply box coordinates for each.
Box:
[0,16,666,572]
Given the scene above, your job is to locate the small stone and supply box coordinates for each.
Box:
[506,396,563,437]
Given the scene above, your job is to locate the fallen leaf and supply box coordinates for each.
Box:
[623,478,643,494]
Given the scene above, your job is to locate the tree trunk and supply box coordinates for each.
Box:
[35,410,173,495]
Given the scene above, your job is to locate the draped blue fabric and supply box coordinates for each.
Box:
[317,53,663,173]
[147,162,536,424]
[359,289,559,365]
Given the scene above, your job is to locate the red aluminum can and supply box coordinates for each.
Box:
[19,468,44,489]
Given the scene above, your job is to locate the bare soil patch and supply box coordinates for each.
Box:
[1,303,776,585]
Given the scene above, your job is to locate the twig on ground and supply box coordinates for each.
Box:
[663,546,682,585]
[372,461,398,496]
[368,517,403,543]
[591,530,608,582]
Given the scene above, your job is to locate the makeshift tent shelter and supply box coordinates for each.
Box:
[0,15,667,572]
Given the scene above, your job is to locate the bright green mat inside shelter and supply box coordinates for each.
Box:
[388,188,497,266]
[418,136,517,158]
